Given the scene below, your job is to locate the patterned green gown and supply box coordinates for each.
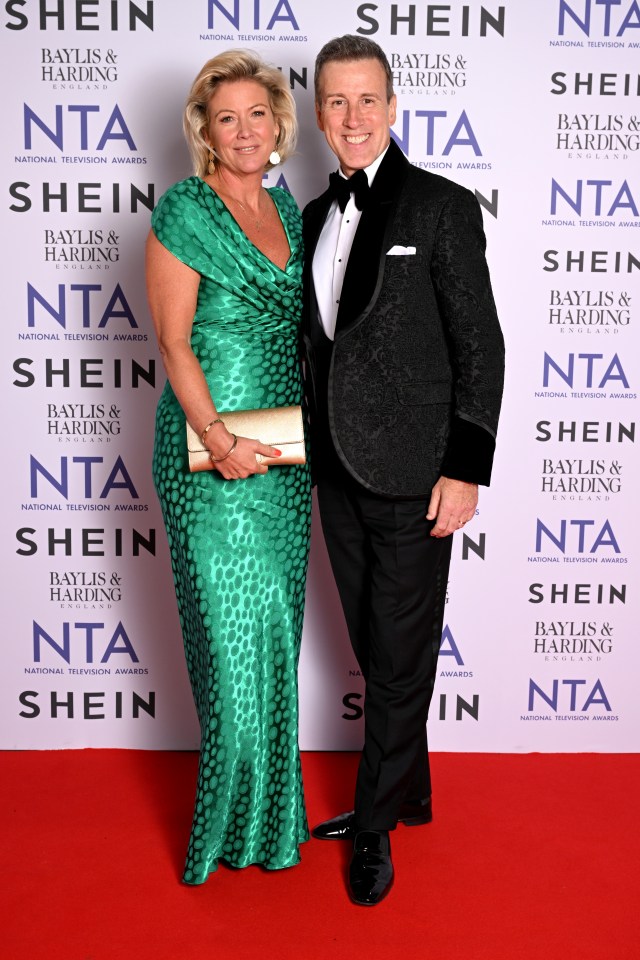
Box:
[151,177,310,883]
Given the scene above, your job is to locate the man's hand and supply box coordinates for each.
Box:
[426,476,478,538]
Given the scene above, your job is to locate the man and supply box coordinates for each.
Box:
[303,35,504,906]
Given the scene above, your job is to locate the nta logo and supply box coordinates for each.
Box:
[543,352,629,389]
[551,179,638,218]
[528,677,612,712]
[206,0,299,30]
[535,518,620,554]
[24,104,137,152]
[558,0,640,37]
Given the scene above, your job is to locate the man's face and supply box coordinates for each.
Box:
[316,58,397,177]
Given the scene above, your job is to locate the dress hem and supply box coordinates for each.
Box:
[181,843,307,885]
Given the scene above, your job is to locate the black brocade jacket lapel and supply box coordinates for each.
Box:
[334,139,410,338]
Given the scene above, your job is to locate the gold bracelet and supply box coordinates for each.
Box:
[201,417,223,446]
[209,434,238,463]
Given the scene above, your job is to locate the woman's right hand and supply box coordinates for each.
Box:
[208,433,282,480]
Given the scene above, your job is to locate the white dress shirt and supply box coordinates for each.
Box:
[312,147,388,341]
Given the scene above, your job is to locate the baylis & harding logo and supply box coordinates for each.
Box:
[47,402,122,444]
[548,288,632,335]
[41,48,119,88]
[44,228,120,270]
[49,570,123,607]
[555,113,640,161]
[540,457,623,499]
[389,51,468,96]
[533,619,615,661]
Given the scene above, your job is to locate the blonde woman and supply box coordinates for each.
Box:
[146,51,310,884]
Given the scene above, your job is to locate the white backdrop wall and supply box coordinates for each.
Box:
[2,0,638,751]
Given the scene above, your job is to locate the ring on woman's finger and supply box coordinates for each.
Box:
[255,453,263,464]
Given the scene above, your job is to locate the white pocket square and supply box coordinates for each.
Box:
[387,245,416,256]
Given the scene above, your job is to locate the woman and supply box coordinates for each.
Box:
[146,51,310,884]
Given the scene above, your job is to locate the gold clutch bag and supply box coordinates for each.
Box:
[186,405,306,473]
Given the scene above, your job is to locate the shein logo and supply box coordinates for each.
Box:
[13,357,155,389]
[19,690,155,720]
[355,4,506,37]
[9,181,154,214]
[4,1,154,31]
[550,71,640,96]
[16,526,155,557]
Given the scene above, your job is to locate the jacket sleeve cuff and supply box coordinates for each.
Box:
[440,416,496,487]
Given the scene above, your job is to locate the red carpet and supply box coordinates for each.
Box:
[2,751,639,960]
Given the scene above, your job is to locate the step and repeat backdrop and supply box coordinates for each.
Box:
[2,1,638,751]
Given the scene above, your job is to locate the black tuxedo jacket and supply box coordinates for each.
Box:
[302,139,505,499]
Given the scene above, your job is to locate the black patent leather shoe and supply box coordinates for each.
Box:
[311,797,432,840]
[349,830,394,906]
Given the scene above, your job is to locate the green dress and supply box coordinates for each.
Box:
[151,177,311,883]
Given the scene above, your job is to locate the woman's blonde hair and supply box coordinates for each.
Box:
[183,50,297,177]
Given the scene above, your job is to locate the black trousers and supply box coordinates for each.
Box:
[317,457,452,831]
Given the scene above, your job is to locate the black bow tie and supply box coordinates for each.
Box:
[328,168,370,213]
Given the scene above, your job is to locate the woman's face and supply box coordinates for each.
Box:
[206,79,279,177]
